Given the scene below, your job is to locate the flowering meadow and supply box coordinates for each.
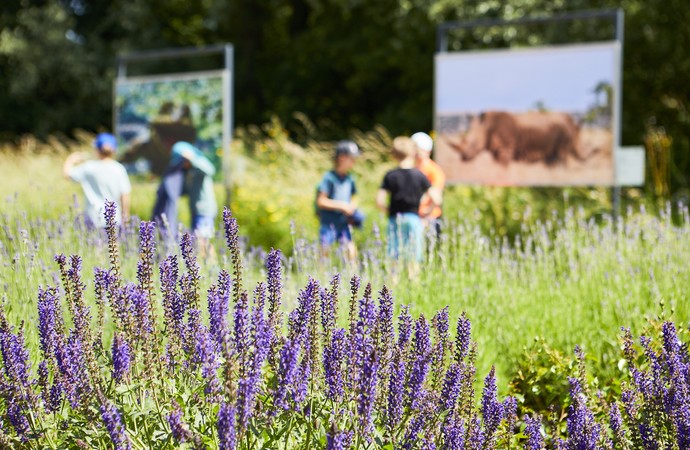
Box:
[0,201,689,448]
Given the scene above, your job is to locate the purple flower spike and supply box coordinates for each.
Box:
[442,416,466,450]
[387,352,406,429]
[481,366,503,446]
[111,333,131,383]
[167,402,194,444]
[454,312,471,363]
[397,305,413,351]
[265,249,283,332]
[37,287,61,360]
[407,315,431,409]
[524,414,544,450]
[273,338,301,411]
[217,402,237,450]
[565,377,601,450]
[358,349,378,435]
[440,363,462,412]
[324,328,347,401]
[326,428,353,450]
[100,400,131,450]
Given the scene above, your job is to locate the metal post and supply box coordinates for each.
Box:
[223,45,234,207]
[612,8,625,220]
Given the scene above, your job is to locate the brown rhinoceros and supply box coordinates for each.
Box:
[444,111,590,166]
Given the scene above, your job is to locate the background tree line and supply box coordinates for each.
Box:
[1,0,688,194]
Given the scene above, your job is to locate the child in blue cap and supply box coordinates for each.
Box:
[63,132,131,228]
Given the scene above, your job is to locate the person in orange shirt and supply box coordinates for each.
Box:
[412,132,445,238]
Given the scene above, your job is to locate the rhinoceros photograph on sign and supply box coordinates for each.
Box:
[435,42,619,186]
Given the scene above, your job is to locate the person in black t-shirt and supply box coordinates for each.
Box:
[376,136,441,261]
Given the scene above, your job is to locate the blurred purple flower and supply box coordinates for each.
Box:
[358,349,378,435]
[217,402,237,450]
[481,366,503,446]
[454,312,471,363]
[111,333,131,383]
[324,328,347,401]
[100,400,131,450]
[524,414,544,450]
[167,402,193,444]
[440,363,462,412]
[397,305,413,351]
[407,315,431,409]
[565,377,600,450]
[273,338,301,411]
[326,428,353,450]
[387,351,406,429]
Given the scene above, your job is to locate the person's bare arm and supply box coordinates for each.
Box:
[62,152,88,179]
[375,189,388,214]
[427,186,442,207]
[316,192,355,216]
[120,193,131,224]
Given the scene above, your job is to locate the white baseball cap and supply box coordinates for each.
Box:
[411,132,433,152]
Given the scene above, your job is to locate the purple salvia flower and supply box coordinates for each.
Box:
[407,315,431,409]
[217,402,237,450]
[293,356,311,407]
[273,338,301,411]
[609,402,626,447]
[321,274,340,343]
[325,428,353,450]
[358,349,378,435]
[237,307,270,430]
[48,382,63,413]
[167,402,194,444]
[111,333,131,383]
[100,400,131,450]
[481,366,503,446]
[441,416,466,450]
[402,411,428,449]
[503,396,518,434]
[376,285,395,358]
[565,377,601,450]
[324,328,347,401]
[180,233,201,312]
[104,200,122,284]
[524,414,544,450]
[454,312,471,363]
[662,321,681,357]
[397,305,413,351]
[129,284,153,339]
[265,249,283,341]
[60,331,91,408]
[348,275,361,340]
[37,287,61,360]
[233,291,250,372]
[6,399,30,440]
[467,415,484,450]
[439,363,463,412]
[638,423,659,450]
[136,221,156,294]
[0,328,32,394]
[223,208,243,305]
[160,255,180,334]
[387,351,406,429]
[253,281,266,313]
[209,270,231,349]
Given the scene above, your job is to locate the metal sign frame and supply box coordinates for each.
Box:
[115,44,234,203]
[436,9,626,211]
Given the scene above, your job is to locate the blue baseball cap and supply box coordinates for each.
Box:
[94,133,118,152]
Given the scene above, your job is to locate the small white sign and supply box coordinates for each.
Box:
[615,146,645,186]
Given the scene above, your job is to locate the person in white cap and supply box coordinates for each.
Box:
[411,132,445,237]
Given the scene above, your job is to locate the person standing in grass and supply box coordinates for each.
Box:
[376,136,440,262]
[315,140,362,260]
[154,141,217,256]
[412,131,445,238]
[63,132,131,228]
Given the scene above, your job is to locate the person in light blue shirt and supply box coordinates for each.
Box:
[63,133,131,228]
[315,140,362,260]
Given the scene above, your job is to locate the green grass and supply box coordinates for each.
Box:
[0,131,684,397]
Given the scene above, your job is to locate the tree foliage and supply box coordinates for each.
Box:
[1,0,689,190]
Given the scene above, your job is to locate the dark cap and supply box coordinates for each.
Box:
[335,140,360,158]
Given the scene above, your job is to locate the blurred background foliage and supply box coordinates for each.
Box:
[0,0,688,197]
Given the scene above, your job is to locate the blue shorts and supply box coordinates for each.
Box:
[192,215,215,239]
[319,223,352,246]
[387,213,423,261]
